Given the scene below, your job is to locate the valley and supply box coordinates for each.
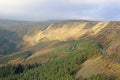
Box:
[0,20,120,80]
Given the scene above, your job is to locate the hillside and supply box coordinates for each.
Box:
[0,20,59,55]
[0,20,60,38]
[0,20,120,80]
[0,28,20,55]
[23,21,120,55]
[23,21,108,45]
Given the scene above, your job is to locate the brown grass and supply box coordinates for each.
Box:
[76,56,120,80]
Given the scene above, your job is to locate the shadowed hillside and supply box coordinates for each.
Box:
[0,28,20,55]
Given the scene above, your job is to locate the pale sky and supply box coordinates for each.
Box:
[0,0,120,21]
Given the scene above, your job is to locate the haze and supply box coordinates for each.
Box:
[0,0,120,21]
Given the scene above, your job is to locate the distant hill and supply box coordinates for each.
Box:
[0,28,20,55]
[0,20,60,38]
[0,20,61,55]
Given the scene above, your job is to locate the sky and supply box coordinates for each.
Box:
[0,0,120,21]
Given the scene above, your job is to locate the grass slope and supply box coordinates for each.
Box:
[0,40,104,80]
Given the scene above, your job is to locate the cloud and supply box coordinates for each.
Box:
[68,0,106,5]
[0,0,120,21]
[0,0,44,14]
[67,0,120,5]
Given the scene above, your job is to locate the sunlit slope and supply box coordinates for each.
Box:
[23,21,120,55]
[23,22,109,46]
